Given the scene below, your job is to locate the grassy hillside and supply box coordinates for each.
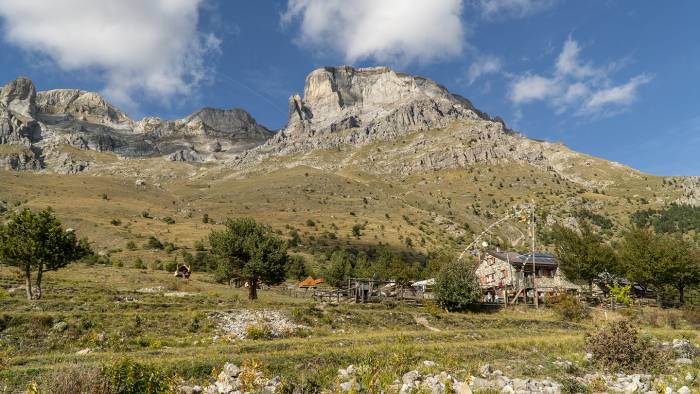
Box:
[0,125,686,271]
[2,264,699,392]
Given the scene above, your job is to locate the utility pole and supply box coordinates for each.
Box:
[531,202,538,309]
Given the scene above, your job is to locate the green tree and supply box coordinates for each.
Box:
[286,254,310,281]
[618,228,665,294]
[656,235,700,304]
[324,250,354,287]
[425,248,454,277]
[0,208,90,300]
[209,217,288,300]
[550,223,618,291]
[434,259,481,311]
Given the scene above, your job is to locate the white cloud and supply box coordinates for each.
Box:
[0,0,218,108]
[467,55,502,84]
[282,0,465,65]
[508,37,651,116]
[479,0,556,19]
[583,75,652,112]
[555,38,597,79]
[509,74,561,104]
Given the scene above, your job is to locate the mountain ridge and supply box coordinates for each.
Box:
[1,66,698,207]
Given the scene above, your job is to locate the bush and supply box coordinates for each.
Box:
[202,213,209,224]
[434,259,481,312]
[126,241,137,250]
[245,324,274,340]
[133,258,146,270]
[144,237,163,250]
[110,219,122,226]
[40,364,109,394]
[306,219,316,227]
[162,216,175,225]
[351,224,363,237]
[103,358,175,394]
[585,320,670,373]
[553,294,590,321]
[165,260,178,272]
[163,243,175,254]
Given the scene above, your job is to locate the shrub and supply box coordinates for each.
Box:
[553,294,590,321]
[163,243,175,254]
[141,211,151,219]
[165,260,178,272]
[162,216,175,225]
[585,320,670,373]
[560,377,589,394]
[306,219,316,227]
[434,259,481,312]
[126,241,137,251]
[351,224,363,237]
[144,237,163,250]
[288,229,301,247]
[607,283,633,306]
[202,213,209,224]
[193,240,205,251]
[103,358,175,394]
[110,219,122,226]
[246,324,273,340]
[40,364,109,394]
[133,258,146,270]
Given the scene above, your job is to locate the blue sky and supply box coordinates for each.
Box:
[0,0,698,176]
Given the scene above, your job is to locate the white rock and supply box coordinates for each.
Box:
[402,370,420,385]
[478,364,492,377]
[678,387,691,394]
[75,348,92,355]
[339,381,360,392]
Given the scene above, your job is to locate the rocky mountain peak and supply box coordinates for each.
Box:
[0,76,37,117]
[284,66,488,136]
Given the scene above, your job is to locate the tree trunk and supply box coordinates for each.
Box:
[34,268,43,300]
[24,265,33,301]
[248,280,258,300]
[679,284,685,304]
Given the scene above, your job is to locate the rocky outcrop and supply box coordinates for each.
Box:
[1,76,36,117]
[37,89,130,125]
[0,148,42,171]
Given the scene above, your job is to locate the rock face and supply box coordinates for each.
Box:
[285,66,491,135]
[230,66,506,168]
[0,76,272,172]
[1,76,36,117]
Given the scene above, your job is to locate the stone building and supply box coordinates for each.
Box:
[475,250,580,304]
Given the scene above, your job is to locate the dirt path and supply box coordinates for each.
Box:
[414,315,441,332]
